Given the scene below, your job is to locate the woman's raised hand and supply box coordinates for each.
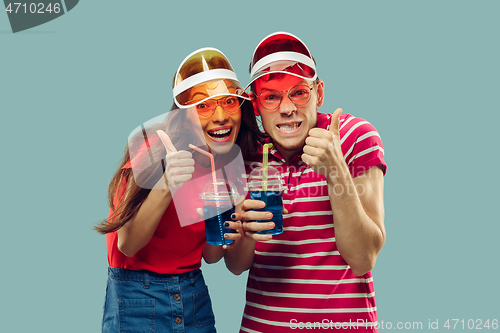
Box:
[156,130,195,193]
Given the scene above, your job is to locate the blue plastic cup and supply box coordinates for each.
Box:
[247,166,284,235]
[199,179,238,245]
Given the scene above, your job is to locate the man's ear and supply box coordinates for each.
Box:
[249,92,261,116]
[316,80,325,107]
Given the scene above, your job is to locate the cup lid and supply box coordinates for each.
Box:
[247,165,284,189]
[199,179,239,201]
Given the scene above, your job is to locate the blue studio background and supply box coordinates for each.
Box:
[1,0,499,332]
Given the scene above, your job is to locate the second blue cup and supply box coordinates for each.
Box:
[247,166,284,235]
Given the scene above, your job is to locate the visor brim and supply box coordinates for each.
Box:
[244,70,317,93]
[175,79,250,109]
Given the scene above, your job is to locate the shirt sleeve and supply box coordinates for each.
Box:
[339,115,387,178]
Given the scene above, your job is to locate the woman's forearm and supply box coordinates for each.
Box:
[117,186,172,257]
[224,234,256,275]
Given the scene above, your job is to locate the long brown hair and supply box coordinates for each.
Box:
[95,75,265,234]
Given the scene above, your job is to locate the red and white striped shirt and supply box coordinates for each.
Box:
[241,112,386,332]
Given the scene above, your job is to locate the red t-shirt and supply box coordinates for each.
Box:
[107,146,246,275]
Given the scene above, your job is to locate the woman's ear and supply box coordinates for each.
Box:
[249,92,261,116]
[316,80,325,107]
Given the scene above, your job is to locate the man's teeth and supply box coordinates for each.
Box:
[277,122,301,131]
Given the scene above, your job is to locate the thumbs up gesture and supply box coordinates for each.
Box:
[156,130,195,193]
[301,108,344,177]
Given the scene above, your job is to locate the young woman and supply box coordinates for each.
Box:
[95,48,264,333]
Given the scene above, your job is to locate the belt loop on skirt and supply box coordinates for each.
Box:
[143,271,150,289]
[189,269,195,284]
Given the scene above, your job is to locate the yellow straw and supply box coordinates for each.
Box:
[262,143,272,191]
[189,144,219,207]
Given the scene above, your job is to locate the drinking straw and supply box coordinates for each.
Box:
[262,143,273,191]
[189,144,219,207]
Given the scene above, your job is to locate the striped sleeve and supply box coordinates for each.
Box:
[339,115,386,178]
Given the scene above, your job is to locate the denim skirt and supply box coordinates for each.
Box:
[102,267,216,333]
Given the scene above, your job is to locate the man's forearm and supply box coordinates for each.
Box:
[327,166,385,276]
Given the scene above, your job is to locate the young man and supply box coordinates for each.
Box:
[224,32,387,332]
